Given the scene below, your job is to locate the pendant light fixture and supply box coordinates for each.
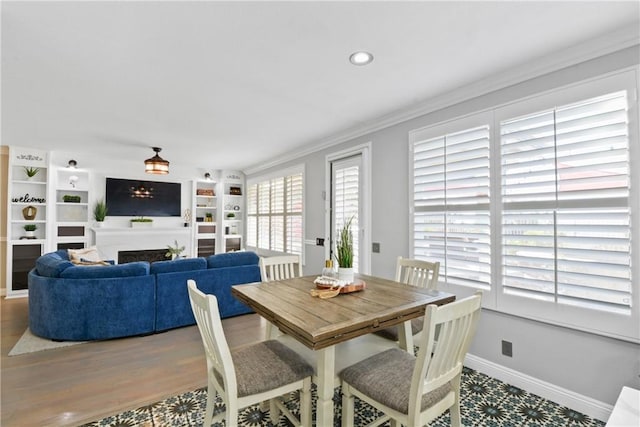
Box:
[144,147,169,174]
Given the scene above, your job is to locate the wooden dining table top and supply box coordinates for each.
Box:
[232,274,456,350]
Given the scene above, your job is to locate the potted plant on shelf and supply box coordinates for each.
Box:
[130,217,153,228]
[226,212,235,219]
[205,212,213,222]
[165,240,186,260]
[23,166,40,180]
[63,194,82,203]
[23,224,37,238]
[93,199,108,227]
[335,216,355,283]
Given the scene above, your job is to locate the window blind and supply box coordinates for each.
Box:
[413,125,491,289]
[333,164,360,272]
[247,171,303,255]
[500,91,631,313]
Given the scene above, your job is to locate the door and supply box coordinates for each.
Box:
[329,151,370,274]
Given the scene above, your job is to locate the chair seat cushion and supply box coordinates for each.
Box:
[231,340,314,397]
[339,348,451,414]
[373,317,423,341]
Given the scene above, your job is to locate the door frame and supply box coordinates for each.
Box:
[325,142,372,275]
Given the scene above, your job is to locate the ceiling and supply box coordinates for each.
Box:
[2,1,639,173]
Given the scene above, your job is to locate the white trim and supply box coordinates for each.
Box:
[465,353,613,423]
[244,27,639,176]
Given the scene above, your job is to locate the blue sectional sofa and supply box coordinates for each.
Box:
[28,250,261,341]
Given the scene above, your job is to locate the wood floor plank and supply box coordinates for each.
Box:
[1,297,266,427]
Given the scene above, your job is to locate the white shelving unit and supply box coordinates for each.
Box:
[221,171,244,253]
[54,166,90,250]
[192,177,218,257]
[6,147,49,297]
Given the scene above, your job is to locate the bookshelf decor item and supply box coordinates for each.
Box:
[22,205,37,220]
[229,186,242,195]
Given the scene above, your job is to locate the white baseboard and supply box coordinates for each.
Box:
[465,353,613,423]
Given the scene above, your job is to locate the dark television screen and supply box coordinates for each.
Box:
[105,178,181,217]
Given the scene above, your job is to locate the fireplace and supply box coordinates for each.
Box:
[118,249,167,264]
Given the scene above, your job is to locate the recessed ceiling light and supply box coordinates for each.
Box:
[349,51,373,66]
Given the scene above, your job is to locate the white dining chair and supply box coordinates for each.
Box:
[374,256,441,342]
[259,255,302,338]
[187,280,313,427]
[340,291,482,427]
[259,255,302,281]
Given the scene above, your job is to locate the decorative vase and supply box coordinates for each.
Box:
[95,221,104,228]
[338,267,354,284]
[22,205,37,220]
[25,230,35,238]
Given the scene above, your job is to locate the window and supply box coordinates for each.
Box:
[411,115,492,289]
[247,167,303,255]
[411,71,638,341]
[500,91,631,314]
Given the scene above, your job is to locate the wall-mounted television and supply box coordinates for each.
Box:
[105,178,181,217]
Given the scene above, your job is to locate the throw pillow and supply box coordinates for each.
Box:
[68,246,102,264]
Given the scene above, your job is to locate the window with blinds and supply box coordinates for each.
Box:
[410,71,638,340]
[246,171,303,255]
[332,161,360,272]
[412,124,491,289]
[501,91,631,314]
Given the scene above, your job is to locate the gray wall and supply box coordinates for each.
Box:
[247,46,640,406]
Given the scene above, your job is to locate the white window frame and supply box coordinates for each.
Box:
[409,68,639,342]
[246,164,305,262]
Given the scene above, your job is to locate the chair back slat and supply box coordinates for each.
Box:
[187,280,237,399]
[395,256,440,290]
[260,255,302,282]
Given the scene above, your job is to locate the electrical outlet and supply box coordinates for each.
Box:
[502,340,513,357]
[372,242,380,253]
[316,238,324,246]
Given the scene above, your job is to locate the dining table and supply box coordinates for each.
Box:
[232,273,456,426]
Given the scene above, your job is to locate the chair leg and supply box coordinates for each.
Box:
[226,403,239,427]
[341,383,355,427]
[299,378,312,427]
[203,386,215,426]
[269,399,280,424]
[450,380,462,427]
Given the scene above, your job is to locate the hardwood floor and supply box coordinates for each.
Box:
[1,296,266,427]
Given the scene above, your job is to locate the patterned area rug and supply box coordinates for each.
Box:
[80,367,605,426]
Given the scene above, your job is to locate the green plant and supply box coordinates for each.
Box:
[93,200,108,222]
[23,224,37,232]
[130,217,153,223]
[63,194,82,203]
[165,240,186,259]
[205,212,213,218]
[23,166,40,178]
[335,216,354,268]
[226,212,235,219]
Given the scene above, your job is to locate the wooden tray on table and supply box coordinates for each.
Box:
[315,279,366,294]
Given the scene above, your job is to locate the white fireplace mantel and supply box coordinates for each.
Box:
[92,227,192,262]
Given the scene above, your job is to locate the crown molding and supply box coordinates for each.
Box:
[244,24,639,176]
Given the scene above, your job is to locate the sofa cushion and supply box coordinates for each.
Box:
[35,252,74,278]
[60,261,150,279]
[150,257,207,275]
[207,251,259,269]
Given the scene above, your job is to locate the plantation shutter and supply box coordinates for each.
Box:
[246,170,304,256]
[412,125,491,289]
[246,184,257,247]
[333,160,360,272]
[500,91,632,313]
